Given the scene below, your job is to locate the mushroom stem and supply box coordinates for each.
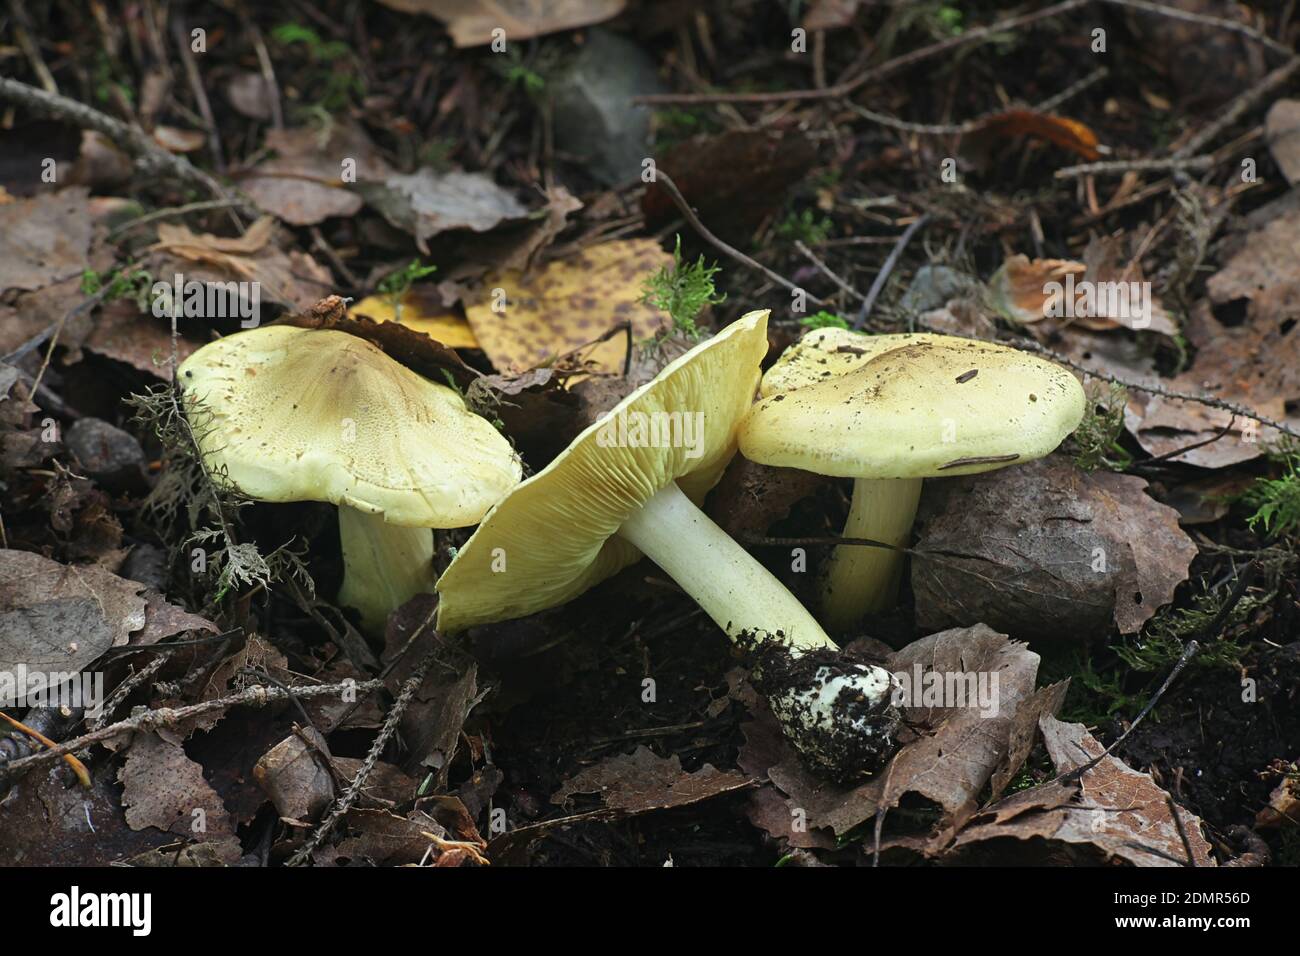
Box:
[820,477,923,631]
[619,481,900,777]
[337,505,437,634]
[618,480,834,652]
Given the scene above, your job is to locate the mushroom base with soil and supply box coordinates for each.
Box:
[820,477,923,633]
[618,481,901,777]
[336,504,437,634]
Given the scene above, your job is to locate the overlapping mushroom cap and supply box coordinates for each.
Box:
[435,310,771,634]
[740,329,1086,479]
[178,324,521,526]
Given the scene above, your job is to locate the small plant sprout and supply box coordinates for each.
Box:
[436,312,901,780]
[178,324,521,632]
[739,328,1085,632]
[641,235,726,340]
[1243,442,1300,537]
[799,310,850,330]
[377,258,437,320]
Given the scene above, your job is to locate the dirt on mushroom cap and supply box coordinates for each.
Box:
[739,332,1086,480]
[435,310,770,635]
[178,325,521,527]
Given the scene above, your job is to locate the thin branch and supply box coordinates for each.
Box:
[634,0,1091,106]
[1171,55,1300,158]
[1055,156,1215,178]
[853,214,930,328]
[0,679,383,783]
[287,609,442,866]
[0,76,243,204]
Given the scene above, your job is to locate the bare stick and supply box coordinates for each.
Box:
[1100,0,1295,58]
[1172,55,1300,158]
[0,678,383,782]
[853,214,930,328]
[1055,156,1215,178]
[287,610,442,866]
[0,76,239,203]
[635,0,1090,106]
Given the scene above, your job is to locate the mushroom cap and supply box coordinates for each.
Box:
[435,310,771,634]
[739,330,1085,479]
[178,325,521,527]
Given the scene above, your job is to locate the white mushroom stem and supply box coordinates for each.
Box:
[618,481,834,653]
[820,477,923,632]
[336,505,438,634]
[618,482,897,765]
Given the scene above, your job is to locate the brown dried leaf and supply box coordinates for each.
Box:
[0,550,147,695]
[119,732,236,838]
[242,124,393,226]
[912,456,1197,639]
[254,728,335,822]
[552,745,754,814]
[1266,99,1300,186]
[743,625,1054,838]
[383,0,625,47]
[361,168,528,249]
[953,715,1216,866]
[0,188,93,294]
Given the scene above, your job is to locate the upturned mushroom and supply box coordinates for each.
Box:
[738,328,1086,632]
[178,324,522,633]
[435,311,901,779]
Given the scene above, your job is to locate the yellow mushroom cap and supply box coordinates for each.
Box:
[435,310,771,634]
[178,325,521,526]
[739,330,1086,479]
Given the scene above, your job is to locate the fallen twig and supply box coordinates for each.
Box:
[0,678,382,783]
[286,607,442,866]
[853,214,930,328]
[0,76,243,205]
[634,0,1090,106]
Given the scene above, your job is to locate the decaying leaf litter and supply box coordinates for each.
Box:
[0,0,1298,868]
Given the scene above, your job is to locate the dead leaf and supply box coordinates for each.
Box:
[552,745,754,814]
[150,216,334,311]
[0,188,93,295]
[465,238,671,374]
[953,715,1216,866]
[0,550,147,698]
[360,168,528,251]
[119,732,236,839]
[0,763,172,865]
[743,625,1055,839]
[254,728,335,822]
[242,124,393,226]
[350,286,479,349]
[988,254,1086,324]
[912,456,1197,639]
[318,808,461,866]
[83,300,202,376]
[972,109,1102,161]
[1265,99,1300,186]
[152,125,206,154]
[382,0,625,47]
[643,131,817,241]
[1256,774,1300,829]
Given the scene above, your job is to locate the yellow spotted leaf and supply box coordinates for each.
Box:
[466,239,672,374]
[351,286,478,349]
